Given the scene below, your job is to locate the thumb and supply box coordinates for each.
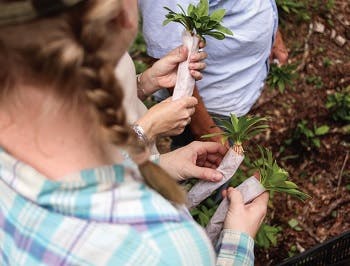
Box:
[227,188,244,206]
[190,165,223,182]
[166,45,188,64]
[182,96,198,107]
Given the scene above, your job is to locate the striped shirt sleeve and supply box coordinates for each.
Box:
[216,229,255,266]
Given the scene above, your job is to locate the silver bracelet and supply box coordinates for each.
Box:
[132,123,149,146]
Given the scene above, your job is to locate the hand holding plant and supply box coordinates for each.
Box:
[205,147,310,244]
[163,0,233,100]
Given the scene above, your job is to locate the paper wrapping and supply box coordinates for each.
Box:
[205,198,229,245]
[235,176,266,204]
[172,30,200,101]
[205,176,266,245]
[187,148,244,209]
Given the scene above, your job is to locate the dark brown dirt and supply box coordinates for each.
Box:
[250,1,350,264]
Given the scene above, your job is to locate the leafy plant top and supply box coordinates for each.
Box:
[163,0,233,41]
[326,86,350,123]
[202,114,269,151]
[254,147,311,202]
[267,63,297,93]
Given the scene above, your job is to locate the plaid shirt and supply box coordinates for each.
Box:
[0,148,254,265]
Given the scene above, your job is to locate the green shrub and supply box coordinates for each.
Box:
[267,64,297,93]
[326,87,350,123]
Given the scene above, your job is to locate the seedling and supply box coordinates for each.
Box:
[291,120,330,150]
[253,147,311,202]
[326,87,350,123]
[276,0,310,21]
[267,63,297,93]
[205,142,310,245]
[163,0,233,100]
[255,223,282,249]
[187,114,268,209]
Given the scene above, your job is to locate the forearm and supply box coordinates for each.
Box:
[216,230,255,266]
[189,86,222,140]
[137,68,159,101]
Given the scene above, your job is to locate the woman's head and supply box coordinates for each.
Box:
[0,0,139,141]
[0,0,185,204]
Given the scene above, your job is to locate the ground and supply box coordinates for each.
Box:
[131,1,350,265]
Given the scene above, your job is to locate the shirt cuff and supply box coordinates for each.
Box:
[150,153,160,164]
[216,229,255,266]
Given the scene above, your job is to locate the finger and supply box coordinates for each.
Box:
[188,106,196,116]
[248,192,269,217]
[191,142,227,160]
[227,188,244,206]
[190,165,223,182]
[189,62,206,71]
[190,70,203,81]
[203,161,218,169]
[206,153,224,166]
[253,171,261,181]
[190,51,208,62]
[181,96,198,108]
[250,191,269,206]
[163,97,172,103]
[199,40,206,48]
[165,45,188,64]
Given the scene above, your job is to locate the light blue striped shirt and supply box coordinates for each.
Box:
[139,0,278,117]
[0,148,254,265]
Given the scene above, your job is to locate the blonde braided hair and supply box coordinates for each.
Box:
[0,0,185,204]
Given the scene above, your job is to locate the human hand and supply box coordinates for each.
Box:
[223,187,268,238]
[269,29,289,66]
[136,96,198,142]
[159,141,227,181]
[142,43,207,92]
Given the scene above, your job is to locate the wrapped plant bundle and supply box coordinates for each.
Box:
[205,148,311,245]
[187,148,244,209]
[163,0,232,100]
[187,114,268,209]
[172,31,200,100]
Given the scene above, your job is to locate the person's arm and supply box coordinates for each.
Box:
[215,188,268,266]
[269,28,289,65]
[216,230,255,266]
[189,86,226,145]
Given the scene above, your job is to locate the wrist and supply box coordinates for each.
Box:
[132,123,152,146]
[136,117,156,143]
[138,68,159,98]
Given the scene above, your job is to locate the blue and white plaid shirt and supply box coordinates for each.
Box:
[0,148,254,265]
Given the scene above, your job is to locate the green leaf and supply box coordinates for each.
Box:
[210,8,226,21]
[288,218,299,228]
[315,125,329,135]
[214,24,233,36]
[187,4,195,15]
[206,31,226,40]
[198,0,209,16]
[201,132,226,139]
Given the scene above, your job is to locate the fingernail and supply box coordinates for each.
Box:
[212,173,223,181]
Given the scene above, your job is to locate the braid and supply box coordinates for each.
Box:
[77,3,186,204]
